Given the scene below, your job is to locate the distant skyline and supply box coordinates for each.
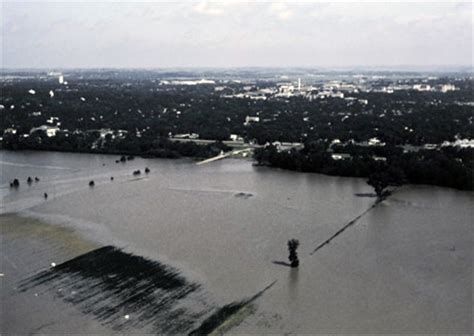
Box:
[2,1,472,69]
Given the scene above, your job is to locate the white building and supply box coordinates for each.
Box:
[30,125,60,137]
[170,79,215,85]
[368,137,385,146]
[413,84,431,91]
[3,128,17,135]
[172,133,199,139]
[439,84,456,93]
[244,116,260,125]
[229,134,244,142]
[331,153,352,160]
[278,84,294,94]
[441,139,474,148]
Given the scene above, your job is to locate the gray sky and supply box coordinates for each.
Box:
[1,1,472,68]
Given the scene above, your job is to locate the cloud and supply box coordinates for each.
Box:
[193,2,224,16]
[192,1,245,16]
[270,3,294,20]
[1,1,471,68]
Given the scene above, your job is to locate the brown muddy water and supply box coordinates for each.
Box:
[1,150,472,334]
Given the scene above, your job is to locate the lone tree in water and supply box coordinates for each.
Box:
[288,239,300,268]
[367,172,391,200]
[367,166,404,201]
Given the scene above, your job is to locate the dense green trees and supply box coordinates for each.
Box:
[1,129,230,159]
[2,75,473,148]
[1,71,472,190]
[255,145,473,191]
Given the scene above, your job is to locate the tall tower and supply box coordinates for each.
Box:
[298,78,301,90]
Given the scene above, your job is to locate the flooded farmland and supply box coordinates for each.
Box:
[1,150,472,334]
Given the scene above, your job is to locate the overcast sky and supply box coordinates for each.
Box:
[1,1,472,68]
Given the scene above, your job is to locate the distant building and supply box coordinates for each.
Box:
[331,153,352,160]
[229,134,244,142]
[441,139,474,148]
[46,117,60,125]
[368,137,385,146]
[170,79,215,85]
[30,125,60,137]
[311,91,345,100]
[439,84,456,93]
[413,84,431,91]
[259,88,276,95]
[244,116,260,125]
[99,129,114,139]
[423,144,438,150]
[3,128,17,135]
[278,84,294,94]
[172,133,199,139]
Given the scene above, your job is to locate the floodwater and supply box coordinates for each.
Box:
[1,150,472,334]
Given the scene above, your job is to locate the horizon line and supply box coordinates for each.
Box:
[1,64,472,71]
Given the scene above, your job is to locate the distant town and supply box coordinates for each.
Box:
[1,69,473,190]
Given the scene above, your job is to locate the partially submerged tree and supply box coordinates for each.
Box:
[367,166,404,200]
[288,239,300,268]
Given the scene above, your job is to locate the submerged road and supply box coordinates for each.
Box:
[196,148,253,165]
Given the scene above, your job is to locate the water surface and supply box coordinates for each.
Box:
[1,150,472,334]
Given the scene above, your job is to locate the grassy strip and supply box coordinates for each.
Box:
[189,281,277,335]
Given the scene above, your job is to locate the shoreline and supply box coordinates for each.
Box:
[2,148,472,193]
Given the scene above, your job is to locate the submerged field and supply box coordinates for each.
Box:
[1,150,472,334]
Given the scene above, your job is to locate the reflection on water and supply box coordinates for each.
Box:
[287,268,299,304]
[1,150,472,334]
